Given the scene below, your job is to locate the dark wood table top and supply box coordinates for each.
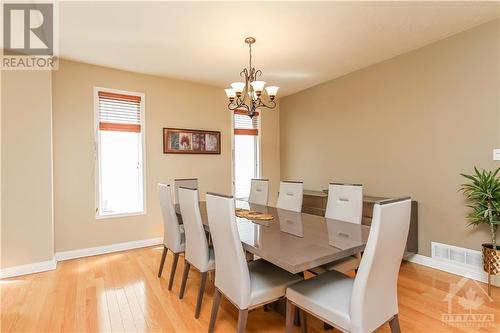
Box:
[175,200,370,274]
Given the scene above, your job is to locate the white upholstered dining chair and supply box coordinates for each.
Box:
[174,178,198,204]
[248,178,269,206]
[206,192,303,333]
[178,187,215,319]
[325,183,363,223]
[322,183,364,274]
[276,181,304,212]
[157,184,185,291]
[285,197,411,333]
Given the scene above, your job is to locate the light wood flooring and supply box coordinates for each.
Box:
[1,246,499,332]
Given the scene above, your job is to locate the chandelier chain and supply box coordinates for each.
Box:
[249,42,252,72]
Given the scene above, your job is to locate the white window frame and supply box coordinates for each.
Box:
[93,86,147,219]
[231,112,262,198]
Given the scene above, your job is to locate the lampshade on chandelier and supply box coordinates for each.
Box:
[224,37,279,118]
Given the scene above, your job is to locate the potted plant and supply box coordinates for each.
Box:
[460,167,500,295]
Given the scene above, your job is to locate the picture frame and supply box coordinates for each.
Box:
[163,128,221,154]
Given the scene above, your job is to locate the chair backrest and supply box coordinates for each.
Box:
[350,197,411,333]
[178,187,211,272]
[174,178,198,204]
[248,179,269,206]
[276,181,303,212]
[206,192,252,309]
[325,183,363,224]
[158,184,183,252]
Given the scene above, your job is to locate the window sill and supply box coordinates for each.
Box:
[96,211,146,220]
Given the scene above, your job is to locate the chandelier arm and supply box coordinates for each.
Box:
[240,68,248,78]
[231,99,241,109]
[267,100,277,109]
[236,103,250,112]
[240,68,249,88]
[249,71,253,83]
[228,98,239,108]
[254,69,262,80]
[235,92,243,106]
[241,85,248,106]
[258,99,276,110]
[229,101,246,111]
[240,68,251,105]
[238,99,249,111]
[251,100,258,112]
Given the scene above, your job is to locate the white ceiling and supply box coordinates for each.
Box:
[59,1,500,96]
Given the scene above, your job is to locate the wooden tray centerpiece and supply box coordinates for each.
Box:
[235,208,274,221]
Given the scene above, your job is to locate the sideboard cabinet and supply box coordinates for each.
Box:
[302,190,418,254]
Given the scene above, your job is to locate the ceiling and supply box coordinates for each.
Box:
[59,1,500,96]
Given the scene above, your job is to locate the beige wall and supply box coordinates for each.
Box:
[52,60,280,252]
[1,70,54,268]
[280,20,500,257]
[261,100,281,205]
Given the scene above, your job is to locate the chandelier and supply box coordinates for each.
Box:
[224,37,279,118]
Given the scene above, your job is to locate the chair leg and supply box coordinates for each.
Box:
[292,272,305,326]
[236,309,248,333]
[208,289,222,333]
[294,307,301,326]
[158,246,168,278]
[389,314,401,333]
[179,260,190,299]
[195,272,208,319]
[300,309,308,333]
[206,231,212,245]
[168,252,180,291]
[285,299,296,333]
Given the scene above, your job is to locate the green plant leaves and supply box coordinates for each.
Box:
[460,167,500,245]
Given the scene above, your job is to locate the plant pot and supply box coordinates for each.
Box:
[482,243,500,275]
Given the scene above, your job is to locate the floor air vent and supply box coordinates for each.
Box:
[431,242,483,270]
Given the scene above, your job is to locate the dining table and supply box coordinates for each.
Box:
[175,199,370,274]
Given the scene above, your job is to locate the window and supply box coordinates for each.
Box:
[95,88,145,218]
[233,110,260,199]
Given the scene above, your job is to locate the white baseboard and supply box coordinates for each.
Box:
[405,253,490,284]
[3,240,492,286]
[55,237,163,261]
[1,237,163,279]
[0,258,57,279]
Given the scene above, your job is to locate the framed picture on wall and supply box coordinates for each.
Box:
[163,128,221,154]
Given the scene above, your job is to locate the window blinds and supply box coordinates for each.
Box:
[234,109,259,136]
[98,91,142,133]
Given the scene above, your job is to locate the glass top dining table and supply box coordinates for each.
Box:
[175,200,370,274]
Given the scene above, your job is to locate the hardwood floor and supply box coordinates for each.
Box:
[1,246,499,332]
